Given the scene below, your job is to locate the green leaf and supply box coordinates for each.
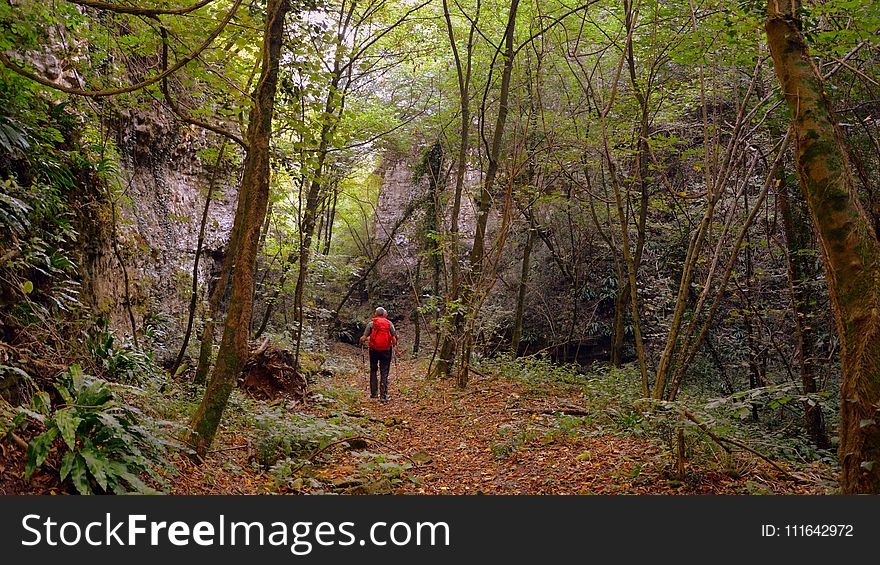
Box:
[25,427,58,480]
[108,461,155,494]
[31,391,52,416]
[79,446,109,491]
[54,408,82,450]
[68,364,84,394]
[2,411,26,441]
[60,451,75,481]
[69,454,92,495]
[54,383,73,404]
[21,280,33,294]
[76,380,113,407]
[18,406,46,425]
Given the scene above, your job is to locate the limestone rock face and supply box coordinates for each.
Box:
[12,4,86,91]
[369,150,478,305]
[79,104,239,358]
[9,6,240,354]
[372,157,429,290]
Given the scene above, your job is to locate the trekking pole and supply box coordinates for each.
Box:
[361,341,368,396]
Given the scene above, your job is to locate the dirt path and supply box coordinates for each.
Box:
[307,344,817,495]
[3,344,827,496]
[164,343,829,495]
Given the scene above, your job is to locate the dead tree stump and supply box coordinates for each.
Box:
[238,340,307,401]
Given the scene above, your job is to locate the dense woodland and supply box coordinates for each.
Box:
[0,0,879,495]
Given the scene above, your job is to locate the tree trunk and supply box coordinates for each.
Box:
[511,216,534,357]
[611,272,627,367]
[193,222,239,386]
[412,256,422,355]
[767,0,880,493]
[323,185,338,255]
[456,0,519,389]
[743,180,764,420]
[171,143,226,377]
[615,0,651,371]
[187,0,289,457]
[430,0,478,379]
[778,169,830,448]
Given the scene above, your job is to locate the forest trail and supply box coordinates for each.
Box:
[324,346,646,494]
[293,344,819,495]
[135,342,831,496]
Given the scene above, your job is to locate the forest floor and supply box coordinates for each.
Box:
[165,343,836,496]
[1,339,836,495]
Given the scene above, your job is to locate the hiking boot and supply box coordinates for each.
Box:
[370,394,378,399]
[381,396,390,402]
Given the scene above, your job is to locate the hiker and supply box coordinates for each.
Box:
[359,306,397,401]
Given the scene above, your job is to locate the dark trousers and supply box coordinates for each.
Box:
[369,347,392,398]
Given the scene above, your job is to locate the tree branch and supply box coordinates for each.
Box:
[159,26,249,148]
[65,0,214,16]
[0,0,242,97]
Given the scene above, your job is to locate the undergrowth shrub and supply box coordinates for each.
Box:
[478,355,590,387]
[349,450,412,482]
[14,364,178,494]
[252,407,366,472]
[0,71,92,325]
[479,355,834,471]
[86,321,157,384]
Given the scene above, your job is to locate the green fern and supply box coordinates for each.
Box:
[22,365,176,495]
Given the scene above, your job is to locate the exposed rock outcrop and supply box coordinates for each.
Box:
[79,104,239,356]
[370,150,478,300]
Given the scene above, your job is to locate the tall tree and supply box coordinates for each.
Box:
[456,0,520,388]
[429,0,479,379]
[766,0,880,493]
[188,0,291,457]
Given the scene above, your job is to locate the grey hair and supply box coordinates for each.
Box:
[375,307,387,317]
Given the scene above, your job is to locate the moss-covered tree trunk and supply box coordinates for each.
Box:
[766,0,880,492]
[194,221,239,386]
[187,0,290,457]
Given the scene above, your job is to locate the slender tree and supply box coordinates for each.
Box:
[170,143,226,377]
[188,0,291,457]
[778,171,829,448]
[456,0,521,388]
[430,0,479,379]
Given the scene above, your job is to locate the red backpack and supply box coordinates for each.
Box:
[369,317,393,351]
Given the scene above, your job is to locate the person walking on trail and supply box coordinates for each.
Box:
[360,307,397,401]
